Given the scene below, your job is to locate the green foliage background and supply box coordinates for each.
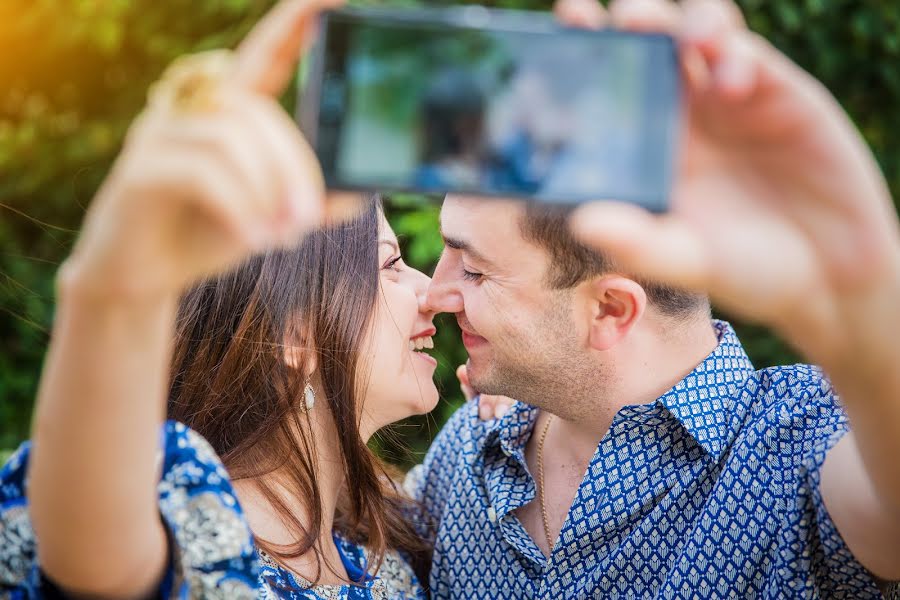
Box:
[1,0,898,464]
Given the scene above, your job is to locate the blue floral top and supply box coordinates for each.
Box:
[0,421,426,600]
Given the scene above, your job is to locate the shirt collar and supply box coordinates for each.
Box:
[656,320,755,458]
[477,320,755,462]
[474,400,538,465]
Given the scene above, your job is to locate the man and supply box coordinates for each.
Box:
[408,0,900,597]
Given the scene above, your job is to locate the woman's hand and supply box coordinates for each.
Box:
[62,0,342,302]
[29,2,343,597]
[459,364,515,420]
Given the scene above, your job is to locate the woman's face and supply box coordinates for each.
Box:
[358,213,438,438]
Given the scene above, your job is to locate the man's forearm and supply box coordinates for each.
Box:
[816,253,900,514]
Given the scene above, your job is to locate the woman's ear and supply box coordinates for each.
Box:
[586,275,647,351]
[283,326,318,378]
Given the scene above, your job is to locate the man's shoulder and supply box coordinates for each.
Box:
[427,398,501,462]
[754,362,834,397]
[743,362,841,420]
[733,362,848,466]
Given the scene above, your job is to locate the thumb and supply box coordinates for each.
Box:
[233,0,343,97]
[456,364,470,388]
[456,364,476,402]
[569,202,711,292]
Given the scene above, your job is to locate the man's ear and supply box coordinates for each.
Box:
[585,275,647,351]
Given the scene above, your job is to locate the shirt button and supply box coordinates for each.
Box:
[487,507,497,523]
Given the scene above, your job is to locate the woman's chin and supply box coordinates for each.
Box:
[405,385,440,418]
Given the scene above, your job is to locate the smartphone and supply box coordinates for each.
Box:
[298,5,680,210]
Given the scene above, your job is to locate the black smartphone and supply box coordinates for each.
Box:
[298,5,680,210]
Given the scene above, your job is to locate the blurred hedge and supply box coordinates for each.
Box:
[1,0,898,463]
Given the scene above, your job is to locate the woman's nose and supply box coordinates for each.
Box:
[413,268,434,313]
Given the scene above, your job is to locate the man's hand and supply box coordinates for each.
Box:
[558,0,899,367]
[458,364,515,421]
[555,0,900,580]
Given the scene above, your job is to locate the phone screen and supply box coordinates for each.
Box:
[303,8,679,209]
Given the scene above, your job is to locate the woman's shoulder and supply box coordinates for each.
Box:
[155,421,259,595]
[333,534,426,600]
[1,424,427,599]
[373,547,425,600]
[0,421,260,597]
[1,441,38,589]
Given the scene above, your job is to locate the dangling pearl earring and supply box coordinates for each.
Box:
[303,380,316,411]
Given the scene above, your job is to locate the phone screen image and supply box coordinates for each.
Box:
[304,8,680,209]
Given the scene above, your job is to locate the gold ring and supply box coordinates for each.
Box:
[148,49,234,114]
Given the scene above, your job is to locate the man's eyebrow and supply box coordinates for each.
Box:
[442,233,493,267]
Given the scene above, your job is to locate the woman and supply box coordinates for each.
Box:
[0,0,441,597]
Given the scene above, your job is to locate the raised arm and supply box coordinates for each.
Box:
[560,0,900,580]
[26,1,338,595]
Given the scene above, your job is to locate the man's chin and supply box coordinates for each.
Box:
[465,357,489,392]
[466,358,506,398]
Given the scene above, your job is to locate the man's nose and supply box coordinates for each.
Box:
[423,252,464,314]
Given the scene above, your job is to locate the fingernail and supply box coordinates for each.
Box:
[716,55,753,95]
[684,20,713,43]
[682,4,718,42]
[246,223,271,250]
[288,190,311,225]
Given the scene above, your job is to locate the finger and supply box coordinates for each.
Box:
[233,0,344,96]
[569,202,711,291]
[711,31,762,100]
[456,364,477,400]
[457,365,477,403]
[680,0,746,62]
[477,395,495,421]
[679,2,792,106]
[606,0,711,96]
[475,394,512,420]
[324,191,368,227]
[456,364,470,388]
[478,399,492,421]
[238,94,326,243]
[156,110,279,222]
[608,0,680,33]
[142,150,269,253]
[553,0,607,29]
[491,397,512,419]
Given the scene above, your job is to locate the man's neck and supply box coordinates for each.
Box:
[549,317,719,466]
[518,318,720,557]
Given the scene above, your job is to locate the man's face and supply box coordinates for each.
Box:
[427,196,589,405]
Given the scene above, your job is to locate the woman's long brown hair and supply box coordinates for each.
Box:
[167,196,431,585]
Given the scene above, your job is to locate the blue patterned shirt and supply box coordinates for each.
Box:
[0,422,425,599]
[408,321,887,598]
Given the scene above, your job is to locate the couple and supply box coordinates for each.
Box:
[2,0,900,598]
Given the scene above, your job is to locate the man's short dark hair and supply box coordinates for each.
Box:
[519,204,707,318]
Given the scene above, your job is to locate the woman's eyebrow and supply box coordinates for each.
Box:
[379,239,399,253]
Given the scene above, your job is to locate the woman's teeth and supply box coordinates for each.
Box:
[409,336,434,351]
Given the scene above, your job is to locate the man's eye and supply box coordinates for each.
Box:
[462,268,483,281]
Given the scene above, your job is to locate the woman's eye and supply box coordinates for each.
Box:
[383,256,402,272]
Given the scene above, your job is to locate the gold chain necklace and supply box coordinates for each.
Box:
[537,414,555,556]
